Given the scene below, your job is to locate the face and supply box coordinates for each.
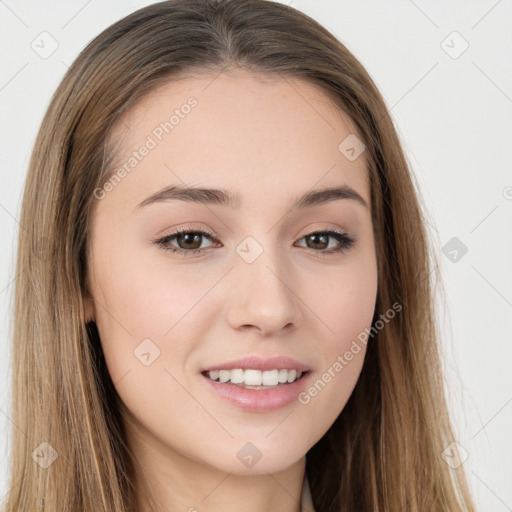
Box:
[85,70,378,479]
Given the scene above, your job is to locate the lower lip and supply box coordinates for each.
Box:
[200,371,313,413]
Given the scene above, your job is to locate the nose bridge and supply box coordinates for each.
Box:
[226,234,300,334]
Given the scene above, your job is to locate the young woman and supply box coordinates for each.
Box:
[3,0,476,510]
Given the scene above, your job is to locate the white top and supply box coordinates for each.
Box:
[300,474,316,512]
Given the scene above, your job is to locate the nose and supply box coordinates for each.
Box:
[225,244,302,337]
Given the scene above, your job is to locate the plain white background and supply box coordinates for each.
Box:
[0,1,511,509]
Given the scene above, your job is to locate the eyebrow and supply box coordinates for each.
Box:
[135,184,369,211]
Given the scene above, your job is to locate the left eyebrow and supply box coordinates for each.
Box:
[134,184,369,211]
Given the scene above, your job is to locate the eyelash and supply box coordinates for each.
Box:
[153,226,356,258]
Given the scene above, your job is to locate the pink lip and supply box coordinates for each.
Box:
[200,371,313,412]
[200,355,310,373]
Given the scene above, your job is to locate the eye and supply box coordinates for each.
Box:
[154,227,218,256]
[153,227,355,257]
[294,229,355,255]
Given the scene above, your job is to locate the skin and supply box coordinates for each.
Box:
[85,69,378,512]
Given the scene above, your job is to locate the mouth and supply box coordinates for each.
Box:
[201,368,310,390]
[199,368,314,412]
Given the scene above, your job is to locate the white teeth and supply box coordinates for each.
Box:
[218,370,230,383]
[245,369,264,385]
[262,370,278,386]
[205,368,303,386]
[229,369,244,384]
[287,369,297,383]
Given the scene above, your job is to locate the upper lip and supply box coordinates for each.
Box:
[200,355,310,373]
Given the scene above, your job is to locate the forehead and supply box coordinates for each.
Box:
[102,70,370,213]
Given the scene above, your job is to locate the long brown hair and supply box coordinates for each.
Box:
[3,0,476,510]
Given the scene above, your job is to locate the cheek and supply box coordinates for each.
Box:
[96,244,216,336]
[311,249,377,346]
[92,251,207,446]
[327,267,377,341]
[299,258,377,425]
[92,241,230,400]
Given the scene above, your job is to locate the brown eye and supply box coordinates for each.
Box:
[155,228,217,255]
[305,233,330,250]
[174,232,203,250]
[296,230,355,255]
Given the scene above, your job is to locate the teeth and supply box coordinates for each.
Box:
[218,370,230,383]
[229,369,244,384]
[205,369,303,386]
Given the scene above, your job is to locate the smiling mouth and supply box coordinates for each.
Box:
[201,369,310,389]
